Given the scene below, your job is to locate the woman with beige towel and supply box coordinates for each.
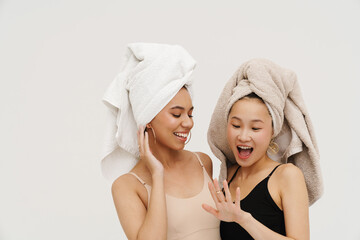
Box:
[203,59,323,239]
[101,43,220,240]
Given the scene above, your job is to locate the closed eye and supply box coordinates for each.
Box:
[172,114,181,118]
[232,124,240,128]
[252,128,261,131]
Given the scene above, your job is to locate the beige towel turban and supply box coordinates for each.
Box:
[208,58,323,205]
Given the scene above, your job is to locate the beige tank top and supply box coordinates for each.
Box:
[129,153,220,240]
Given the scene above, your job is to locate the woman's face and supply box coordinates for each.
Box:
[149,88,194,150]
[227,97,273,167]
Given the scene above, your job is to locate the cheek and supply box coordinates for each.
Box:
[226,124,236,143]
[165,116,178,126]
[157,113,176,125]
[151,114,173,130]
[254,130,272,147]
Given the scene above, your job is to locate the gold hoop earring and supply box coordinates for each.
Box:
[267,140,279,155]
[150,127,157,144]
[185,131,192,145]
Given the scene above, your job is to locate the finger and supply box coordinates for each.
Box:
[214,178,225,202]
[202,204,220,219]
[137,127,141,150]
[138,126,145,154]
[144,131,150,154]
[235,187,241,208]
[208,181,220,204]
[223,180,232,203]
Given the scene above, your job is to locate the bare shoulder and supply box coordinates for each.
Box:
[277,163,304,179]
[275,163,306,189]
[111,174,138,196]
[111,171,149,200]
[195,152,212,167]
[111,173,148,213]
[195,152,213,177]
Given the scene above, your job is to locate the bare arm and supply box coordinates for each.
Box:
[203,164,309,240]
[112,127,167,240]
[280,164,309,239]
[112,174,167,240]
[138,173,167,240]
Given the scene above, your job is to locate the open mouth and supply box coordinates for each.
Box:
[174,132,188,141]
[237,145,253,159]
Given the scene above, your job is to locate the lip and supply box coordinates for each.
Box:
[173,132,189,142]
[237,144,252,148]
[236,144,253,160]
[238,152,251,160]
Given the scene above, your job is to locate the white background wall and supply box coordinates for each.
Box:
[1,0,359,239]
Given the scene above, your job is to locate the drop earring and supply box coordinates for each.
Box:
[267,139,279,155]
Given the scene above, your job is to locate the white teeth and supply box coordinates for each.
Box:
[238,146,252,150]
[174,132,188,138]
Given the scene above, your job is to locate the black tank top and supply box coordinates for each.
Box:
[220,165,286,239]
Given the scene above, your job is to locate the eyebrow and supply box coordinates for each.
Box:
[170,106,194,110]
[231,116,264,123]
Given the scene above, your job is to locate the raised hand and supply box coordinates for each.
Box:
[137,126,164,176]
[202,178,248,224]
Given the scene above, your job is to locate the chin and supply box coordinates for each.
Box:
[235,154,257,167]
[235,160,252,168]
[169,143,185,151]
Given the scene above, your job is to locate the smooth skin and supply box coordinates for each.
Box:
[112,88,213,240]
[203,97,309,240]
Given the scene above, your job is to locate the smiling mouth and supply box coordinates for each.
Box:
[174,132,188,141]
[237,146,253,159]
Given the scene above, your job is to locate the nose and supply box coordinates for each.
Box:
[181,115,194,129]
[237,129,251,142]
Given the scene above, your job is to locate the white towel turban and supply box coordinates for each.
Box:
[101,43,196,182]
[208,59,323,205]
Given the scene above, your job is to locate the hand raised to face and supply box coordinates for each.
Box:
[137,126,164,176]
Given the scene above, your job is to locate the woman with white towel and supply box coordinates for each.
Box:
[203,59,323,240]
[101,43,220,240]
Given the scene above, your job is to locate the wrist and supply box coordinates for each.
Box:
[235,211,252,227]
[151,171,164,180]
[147,164,164,177]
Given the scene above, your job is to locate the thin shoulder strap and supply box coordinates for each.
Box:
[268,164,282,177]
[128,172,147,185]
[128,172,151,208]
[228,166,241,186]
[193,152,204,168]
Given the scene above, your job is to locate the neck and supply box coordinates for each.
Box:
[238,155,273,179]
[148,140,183,169]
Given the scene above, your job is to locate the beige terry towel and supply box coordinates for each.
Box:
[207,58,323,205]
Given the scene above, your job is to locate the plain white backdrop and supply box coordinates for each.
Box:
[1,0,360,239]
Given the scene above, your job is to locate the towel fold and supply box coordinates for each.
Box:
[101,43,196,182]
[207,59,323,205]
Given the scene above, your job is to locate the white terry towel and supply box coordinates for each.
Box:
[208,58,323,205]
[101,43,196,182]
